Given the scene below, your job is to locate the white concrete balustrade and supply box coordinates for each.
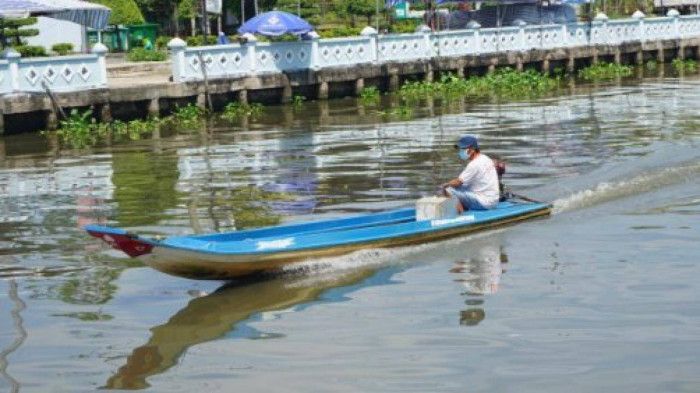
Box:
[169,13,700,83]
[0,43,108,95]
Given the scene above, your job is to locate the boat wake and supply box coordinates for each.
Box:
[279,229,505,282]
[551,160,700,215]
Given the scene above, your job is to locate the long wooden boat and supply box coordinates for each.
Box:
[85,199,551,280]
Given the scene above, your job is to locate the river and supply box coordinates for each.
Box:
[0,72,699,392]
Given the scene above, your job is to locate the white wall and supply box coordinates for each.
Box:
[26,17,85,53]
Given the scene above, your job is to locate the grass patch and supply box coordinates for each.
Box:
[126,48,167,62]
[578,62,633,80]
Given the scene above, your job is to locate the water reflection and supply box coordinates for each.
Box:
[450,236,509,327]
[103,268,378,390]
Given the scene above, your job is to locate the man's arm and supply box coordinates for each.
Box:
[441,177,463,189]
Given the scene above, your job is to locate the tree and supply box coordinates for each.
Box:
[275,0,321,23]
[0,17,39,48]
[92,0,145,25]
[337,0,375,26]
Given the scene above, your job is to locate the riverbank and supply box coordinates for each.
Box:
[2,36,699,135]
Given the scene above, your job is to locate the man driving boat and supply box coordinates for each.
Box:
[441,135,500,213]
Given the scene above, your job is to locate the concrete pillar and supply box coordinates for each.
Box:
[424,63,434,82]
[196,93,207,109]
[355,78,365,96]
[678,43,685,60]
[456,67,465,78]
[281,82,292,104]
[487,63,496,73]
[636,50,644,65]
[100,103,112,123]
[542,57,550,74]
[566,55,575,74]
[614,48,621,65]
[592,48,599,65]
[695,46,700,61]
[238,89,248,104]
[147,98,159,118]
[318,81,329,100]
[46,110,58,131]
[388,74,400,92]
[516,57,523,72]
[657,42,665,63]
[0,111,4,135]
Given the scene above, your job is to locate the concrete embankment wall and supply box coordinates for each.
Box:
[1,38,698,134]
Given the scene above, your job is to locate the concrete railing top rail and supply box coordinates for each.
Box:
[0,43,108,95]
[168,13,700,83]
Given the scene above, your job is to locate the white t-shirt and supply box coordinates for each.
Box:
[458,153,500,208]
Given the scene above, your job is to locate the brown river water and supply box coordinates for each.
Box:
[0,71,699,392]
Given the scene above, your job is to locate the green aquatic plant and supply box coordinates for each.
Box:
[170,103,204,128]
[221,102,264,121]
[578,62,633,81]
[292,95,306,107]
[671,58,698,73]
[645,60,658,71]
[50,109,164,148]
[359,86,381,104]
[399,69,559,102]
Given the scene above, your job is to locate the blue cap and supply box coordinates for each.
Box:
[454,135,479,149]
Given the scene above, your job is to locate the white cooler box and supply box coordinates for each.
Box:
[415,195,459,221]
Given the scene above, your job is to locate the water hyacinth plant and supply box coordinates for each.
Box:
[671,58,698,73]
[221,102,264,121]
[359,86,381,104]
[399,69,560,102]
[577,62,633,80]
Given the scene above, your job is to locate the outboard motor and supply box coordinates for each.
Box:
[494,160,507,201]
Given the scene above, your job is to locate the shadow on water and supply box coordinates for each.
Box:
[102,266,395,390]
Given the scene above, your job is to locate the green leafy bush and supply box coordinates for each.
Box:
[126,47,167,62]
[317,26,362,38]
[13,45,46,57]
[185,35,217,47]
[359,86,380,104]
[671,58,697,73]
[51,43,74,56]
[155,36,172,50]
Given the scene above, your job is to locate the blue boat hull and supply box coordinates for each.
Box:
[86,200,551,280]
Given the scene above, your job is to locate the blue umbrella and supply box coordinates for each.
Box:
[238,10,313,37]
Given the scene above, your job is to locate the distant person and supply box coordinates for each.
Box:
[441,135,500,212]
[448,1,473,30]
[217,32,230,45]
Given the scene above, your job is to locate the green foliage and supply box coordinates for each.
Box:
[275,0,322,24]
[671,58,697,73]
[185,35,217,47]
[12,45,47,57]
[51,43,74,55]
[292,95,306,107]
[399,69,560,102]
[338,0,376,24]
[645,60,658,71]
[359,86,380,104]
[92,0,145,25]
[389,19,419,34]
[53,109,164,149]
[317,26,362,38]
[221,102,264,121]
[155,36,172,50]
[578,62,633,80]
[170,103,204,127]
[0,17,39,47]
[126,47,167,61]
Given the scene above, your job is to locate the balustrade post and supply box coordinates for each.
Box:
[515,20,527,50]
[593,13,609,46]
[561,23,568,48]
[244,41,258,75]
[632,10,645,42]
[167,38,187,82]
[469,21,482,55]
[92,43,108,87]
[667,9,680,38]
[310,36,320,69]
[4,49,20,92]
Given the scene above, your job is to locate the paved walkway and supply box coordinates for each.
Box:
[106,57,172,88]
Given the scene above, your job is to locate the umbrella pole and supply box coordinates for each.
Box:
[375,0,380,32]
